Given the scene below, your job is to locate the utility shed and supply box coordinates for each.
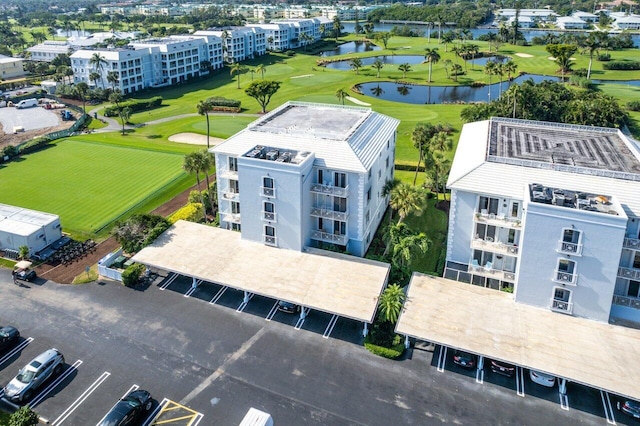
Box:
[0,203,62,253]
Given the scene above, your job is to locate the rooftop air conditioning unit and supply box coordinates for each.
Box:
[266,150,279,161]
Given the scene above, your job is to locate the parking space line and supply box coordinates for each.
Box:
[209,286,227,304]
[600,390,617,425]
[31,359,83,408]
[323,315,339,339]
[0,337,33,367]
[142,397,168,426]
[559,391,569,411]
[475,368,484,384]
[436,346,447,372]
[236,293,254,312]
[295,308,309,330]
[95,384,140,426]
[52,371,110,425]
[516,367,525,397]
[265,301,279,321]
[159,273,178,291]
[184,280,202,298]
[147,398,204,426]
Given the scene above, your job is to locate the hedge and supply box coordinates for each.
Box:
[603,61,640,70]
[122,263,145,287]
[628,100,640,112]
[104,96,163,117]
[364,338,405,359]
[207,96,241,108]
[169,203,204,224]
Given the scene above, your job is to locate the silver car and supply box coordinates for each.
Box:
[3,348,65,403]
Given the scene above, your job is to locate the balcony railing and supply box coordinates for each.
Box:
[557,241,583,256]
[612,294,640,310]
[474,212,522,229]
[470,238,519,256]
[467,264,516,282]
[550,299,573,314]
[261,186,276,198]
[623,237,640,250]
[263,234,277,246]
[310,183,349,197]
[311,230,348,245]
[262,211,277,222]
[222,191,239,201]
[221,212,241,224]
[220,169,238,179]
[310,207,348,221]
[553,270,577,286]
[617,266,640,280]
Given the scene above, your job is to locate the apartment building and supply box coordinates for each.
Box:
[0,55,24,80]
[444,117,640,324]
[27,41,72,62]
[212,102,399,257]
[194,28,266,64]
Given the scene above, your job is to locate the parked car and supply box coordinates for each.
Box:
[0,326,20,352]
[277,301,300,314]
[2,348,65,403]
[490,359,516,377]
[452,350,477,369]
[617,399,640,419]
[529,369,556,388]
[98,389,153,426]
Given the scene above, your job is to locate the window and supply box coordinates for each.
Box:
[365,210,370,225]
[318,169,324,184]
[475,223,496,242]
[554,258,577,285]
[334,220,346,235]
[553,287,571,306]
[367,188,371,202]
[263,177,274,188]
[634,252,640,269]
[334,172,346,188]
[262,176,275,197]
[562,229,580,244]
[231,202,241,214]
[508,229,516,244]
[318,217,324,231]
[264,225,276,245]
[558,259,575,273]
[385,156,389,168]
[510,202,519,218]
[628,280,640,298]
[263,201,275,221]
[228,157,238,172]
[368,169,372,180]
[334,198,347,213]
[229,180,239,193]
[478,196,499,215]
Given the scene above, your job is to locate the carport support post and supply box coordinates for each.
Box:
[477,355,484,372]
[559,378,567,395]
[191,277,198,289]
[404,335,410,349]
[362,322,368,337]
[243,291,250,304]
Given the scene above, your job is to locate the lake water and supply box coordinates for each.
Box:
[357,74,640,104]
[324,54,425,70]
[320,41,382,57]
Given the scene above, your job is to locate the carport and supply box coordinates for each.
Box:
[132,220,390,334]
[396,273,640,402]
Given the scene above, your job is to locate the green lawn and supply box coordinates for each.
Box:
[0,139,190,239]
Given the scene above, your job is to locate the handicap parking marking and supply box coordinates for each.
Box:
[600,390,616,425]
[436,346,447,372]
[184,280,202,298]
[265,301,280,321]
[0,337,33,367]
[322,315,339,339]
[236,293,254,312]
[51,371,110,425]
[209,286,228,305]
[559,391,569,411]
[95,384,140,426]
[144,397,204,426]
[515,367,525,397]
[159,273,179,291]
[31,359,83,408]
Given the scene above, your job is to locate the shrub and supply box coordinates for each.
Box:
[19,136,52,154]
[104,96,163,117]
[285,50,296,56]
[122,263,145,287]
[169,203,204,224]
[207,96,241,108]
[364,335,405,359]
[603,61,640,70]
[569,75,592,89]
[10,405,39,426]
[628,101,640,112]
[572,68,588,77]
[597,53,611,62]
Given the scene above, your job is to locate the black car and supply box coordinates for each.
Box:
[452,350,477,369]
[490,359,516,377]
[618,399,640,419]
[98,389,153,426]
[277,301,301,314]
[0,326,20,352]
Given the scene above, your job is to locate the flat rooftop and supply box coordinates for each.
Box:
[132,221,389,323]
[528,183,622,216]
[488,118,640,174]
[0,203,59,227]
[251,102,370,141]
[396,274,640,401]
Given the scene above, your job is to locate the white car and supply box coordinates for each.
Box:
[3,348,65,403]
[529,369,556,387]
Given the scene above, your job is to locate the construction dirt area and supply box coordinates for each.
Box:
[0,103,79,147]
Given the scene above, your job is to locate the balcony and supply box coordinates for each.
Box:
[553,270,577,286]
[222,191,239,201]
[557,241,583,256]
[617,266,640,280]
[311,230,348,245]
[470,238,519,256]
[612,294,640,310]
[263,235,277,246]
[623,237,640,250]
[221,212,241,224]
[310,207,348,221]
[261,186,276,198]
[550,299,573,314]
[310,183,348,197]
[474,212,521,229]
[467,263,516,282]
[262,211,277,222]
[220,169,238,180]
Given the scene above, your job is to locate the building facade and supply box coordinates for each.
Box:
[0,204,62,255]
[212,102,399,257]
[194,28,266,63]
[444,118,640,324]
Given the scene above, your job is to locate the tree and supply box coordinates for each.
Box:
[108,90,127,135]
[441,32,454,52]
[118,107,132,136]
[335,88,349,105]
[503,60,518,81]
[112,214,171,254]
[183,152,207,220]
[230,63,244,89]
[372,58,384,78]
[442,59,452,80]
[583,34,601,79]
[245,80,281,113]
[398,63,411,79]
[411,123,431,185]
[9,405,39,426]
[389,183,426,225]
[484,61,497,102]
[89,52,107,88]
[73,82,89,114]
[193,149,216,216]
[377,283,406,324]
[451,63,463,82]
[350,58,362,75]
[332,15,342,41]
[467,44,479,71]
[255,63,266,79]
[18,245,29,260]
[106,71,119,90]
[89,71,101,88]
[545,44,578,81]
[375,32,392,49]
[428,131,453,198]
[390,227,430,270]
[424,47,440,83]
[197,99,213,148]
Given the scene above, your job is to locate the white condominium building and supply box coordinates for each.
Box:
[194,28,266,64]
[445,117,640,325]
[247,17,330,51]
[212,102,399,257]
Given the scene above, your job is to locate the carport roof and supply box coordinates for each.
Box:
[396,273,640,401]
[132,220,390,323]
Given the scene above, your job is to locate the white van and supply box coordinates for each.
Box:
[16,98,38,109]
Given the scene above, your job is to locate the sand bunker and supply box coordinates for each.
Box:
[515,53,533,58]
[291,74,314,79]
[346,96,371,106]
[168,133,224,146]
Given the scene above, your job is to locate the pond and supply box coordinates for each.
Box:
[320,41,381,57]
[472,55,508,66]
[356,74,640,104]
[324,55,425,70]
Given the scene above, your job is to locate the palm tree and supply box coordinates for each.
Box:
[230,63,242,88]
[89,71,101,88]
[484,61,497,101]
[429,131,453,198]
[496,63,505,96]
[194,149,216,216]
[183,152,207,220]
[411,123,431,185]
[197,100,213,148]
[106,71,119,91]
[389,183,426,225]
[335,88,349,105]
[391,230,430,269]
[377,283,406,324]
[372,58,384,78]
[584,35,600,80]
[266,36,274,51]
[442,59,452,80]
[108,90,127,135]
[18,245,30,261]
[73,82,89,114]
[89,52,107,88]
[450,63,462,82]
[350,58,362,75]
[398,63,411,79]
[441,32,454,52]
[424,47,440,83]
[467,44,479,70]
[486,32,497,52]
[255,63,266,79]
[503,60,518,81]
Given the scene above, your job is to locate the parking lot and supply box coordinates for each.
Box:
[0,104,60,133]
[0,269,629,425]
